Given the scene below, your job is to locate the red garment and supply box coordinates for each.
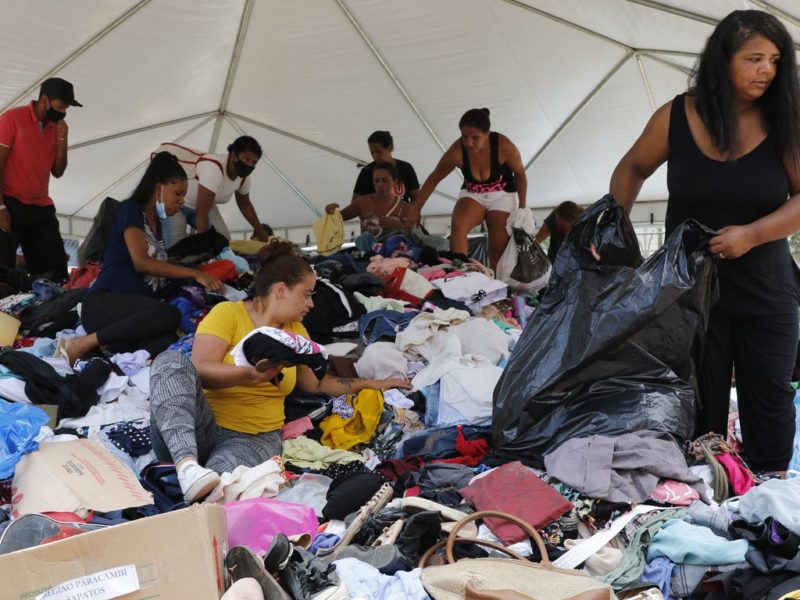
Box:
[459,461,573,545]
[380,268,423,307]
[64,262,101,289]
[0,102,59,206]
[198,259,238,281]
[376,456,424,481]
[432,426,490,467]
[42,512,92,523]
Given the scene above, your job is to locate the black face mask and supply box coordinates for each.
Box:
[234,159,255,178]
[45,100,66,122]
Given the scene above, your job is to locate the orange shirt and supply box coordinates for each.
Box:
[0,102,59,206]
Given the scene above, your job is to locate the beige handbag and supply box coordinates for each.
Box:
[419,510,617,600]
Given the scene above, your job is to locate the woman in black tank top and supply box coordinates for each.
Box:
[412,108,528,269]
[609,10,800,475]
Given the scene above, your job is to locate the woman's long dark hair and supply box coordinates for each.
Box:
[129,151,187,205]
[690,9,800,164]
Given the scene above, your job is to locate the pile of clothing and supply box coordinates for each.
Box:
[0,223,799,600]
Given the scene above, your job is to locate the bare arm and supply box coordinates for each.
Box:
[412,143,460,214]
[535,221,551,243]
[123,226,222,290]
[500,135,527,209]
[325,197,361,221]
[609,101,672,213]
[295,364,410,395]
[51,121,68,178]
[709,157,800,258]
[235,192,269,241]
[194,185,216,233]
[192,333,274,389]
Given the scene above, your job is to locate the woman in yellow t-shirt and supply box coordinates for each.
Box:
[148,240,410,503]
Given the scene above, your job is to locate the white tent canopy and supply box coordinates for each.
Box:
[3,0,799,242]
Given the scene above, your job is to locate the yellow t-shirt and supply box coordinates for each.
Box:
[196,301,308,434]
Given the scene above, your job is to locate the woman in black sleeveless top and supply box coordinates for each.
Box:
[610,10,800,474]
[412,108,528,269]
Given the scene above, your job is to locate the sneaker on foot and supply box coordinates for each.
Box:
[177,460,220,503]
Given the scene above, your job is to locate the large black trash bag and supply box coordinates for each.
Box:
[492,195,719,465]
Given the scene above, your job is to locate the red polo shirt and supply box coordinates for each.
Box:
[0,101,59,206]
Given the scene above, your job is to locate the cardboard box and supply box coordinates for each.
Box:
[1,504,227,600]
[11,439,153,518]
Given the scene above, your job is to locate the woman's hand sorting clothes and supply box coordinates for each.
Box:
[372,377,413,391]
[245,364,285,385]
[194,271,225,293]
[709,225,756,260]
[325,203,340,215]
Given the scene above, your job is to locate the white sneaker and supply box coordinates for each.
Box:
[177,460,220,503]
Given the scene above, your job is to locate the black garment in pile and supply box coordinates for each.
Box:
[303,279,365,344]
[242,332,328,380]
[0,351,111,418]
[666,93,800,471]
[321,471,386,521]
[20,288,86,337]
[166,226,228,259]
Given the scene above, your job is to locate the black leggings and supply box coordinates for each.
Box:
[697,308,799,471]
[82,289,181,358]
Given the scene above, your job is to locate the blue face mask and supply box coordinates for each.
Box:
[155,186,167,220]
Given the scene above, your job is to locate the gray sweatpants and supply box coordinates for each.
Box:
[149,351,282,474]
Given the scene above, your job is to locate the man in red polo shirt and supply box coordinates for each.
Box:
[0,77,82,283]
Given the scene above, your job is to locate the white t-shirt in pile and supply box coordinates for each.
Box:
[184,153,252,209]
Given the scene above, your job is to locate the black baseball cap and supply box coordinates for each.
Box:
[39,78,82,107]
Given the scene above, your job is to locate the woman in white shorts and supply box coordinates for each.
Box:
[412,108,527,269]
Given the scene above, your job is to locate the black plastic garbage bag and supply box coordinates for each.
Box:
[492,195,719,464]
[509,228,550,284]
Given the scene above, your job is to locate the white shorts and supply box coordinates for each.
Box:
[457,189,517,213]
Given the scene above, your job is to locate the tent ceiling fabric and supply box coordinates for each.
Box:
[2,0,800,232]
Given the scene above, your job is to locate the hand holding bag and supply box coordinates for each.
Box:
[496,209,551,292]
[420,510,616,600]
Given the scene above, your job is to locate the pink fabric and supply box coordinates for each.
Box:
[418,268,447,281]
[367,255,412,277]
[715,452,755,496]
[281,416,313,441]
[649,479,700,506]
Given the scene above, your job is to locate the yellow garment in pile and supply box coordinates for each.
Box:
[313,209,344,255]
[282,436,364,470]
[320,389,384,450]
[196,300,307,434]
[229,239,268,256]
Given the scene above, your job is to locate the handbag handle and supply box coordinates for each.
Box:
[445,510,552,567]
